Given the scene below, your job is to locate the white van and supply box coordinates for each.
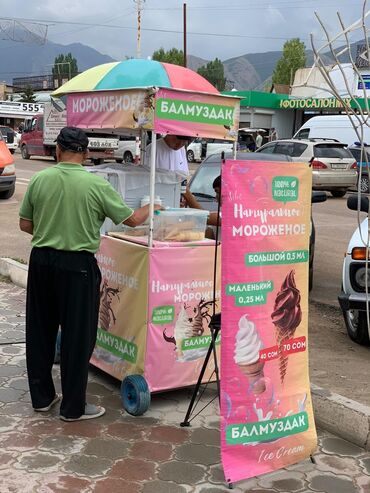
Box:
[294,115,370,146]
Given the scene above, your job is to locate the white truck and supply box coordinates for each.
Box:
[114,136,140,163]
[20,102,119,164]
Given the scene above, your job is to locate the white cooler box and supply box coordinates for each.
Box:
[87,164,181,233]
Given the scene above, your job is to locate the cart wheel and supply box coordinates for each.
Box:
[54,330,61,364]
[121,375,151,416]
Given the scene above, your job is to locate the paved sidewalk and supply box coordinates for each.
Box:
[1,280,370,493]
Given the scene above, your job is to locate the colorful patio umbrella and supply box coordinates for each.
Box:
[52,58,219,97]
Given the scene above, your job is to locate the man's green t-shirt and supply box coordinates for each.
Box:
[19,162,133,253]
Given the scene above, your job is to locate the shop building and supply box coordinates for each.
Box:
[225,47,370,140]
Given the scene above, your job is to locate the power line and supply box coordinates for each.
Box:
[0,16,328,42]
[51,7,136,38]
[144,0,363,12]
[144,0,363,10]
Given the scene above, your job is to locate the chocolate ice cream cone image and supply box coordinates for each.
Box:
[271,270,302,384]
[234,315,266,395]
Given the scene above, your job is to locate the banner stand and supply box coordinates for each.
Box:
[180,185,222,428]
[180,314,221,426]
[181,160,317,488]
[220,159,318,485]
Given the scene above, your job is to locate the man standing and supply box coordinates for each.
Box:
[255,131,263,149]
[269,127,278,142]
[144,134,191,177]
[19,127,155,422]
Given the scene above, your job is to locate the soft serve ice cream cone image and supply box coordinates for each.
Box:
[163,304,197,361]
[234,314,266,395]
[271,270,302,384]
[173,305,194,359]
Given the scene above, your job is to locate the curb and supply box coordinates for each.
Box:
[1,258,370,450]
[311,384,370,450]
[0,257,28,289]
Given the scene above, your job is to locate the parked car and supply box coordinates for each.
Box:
[188,151,327,291]
[348,143,370,193]
[338,195,370,345]
[186,138,233,162]
[0,131,16,199]
[114,136,138,163]
[256,138,357,197]
[0,126,17,154]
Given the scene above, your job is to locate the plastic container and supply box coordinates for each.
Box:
[141,196,162,225]
[153,208,209,242]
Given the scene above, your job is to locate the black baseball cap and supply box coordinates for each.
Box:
[56,127,89,153]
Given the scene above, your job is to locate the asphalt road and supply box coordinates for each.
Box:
[1,151,360,307]
[3,151,370,406]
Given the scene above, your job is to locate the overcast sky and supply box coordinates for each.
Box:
[2,0,369,61]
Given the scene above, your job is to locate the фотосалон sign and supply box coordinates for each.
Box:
[279,97,351,110]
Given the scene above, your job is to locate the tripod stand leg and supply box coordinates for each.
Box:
[210,326,221,405]
[180,325,220,427]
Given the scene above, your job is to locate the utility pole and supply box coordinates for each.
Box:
[134,0,145,59]
[133,0,145,165]
[183,3,187,67]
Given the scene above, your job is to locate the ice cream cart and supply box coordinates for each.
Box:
[52,59,240,415]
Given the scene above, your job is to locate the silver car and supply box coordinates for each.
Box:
[257,138,357,197]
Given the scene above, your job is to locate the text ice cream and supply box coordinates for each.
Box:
[234,314,265,395]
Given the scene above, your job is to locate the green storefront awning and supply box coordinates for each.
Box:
[222,90,369,111]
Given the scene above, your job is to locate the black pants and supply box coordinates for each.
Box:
[26,247,101,418]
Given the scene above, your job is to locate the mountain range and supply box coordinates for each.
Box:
[0,37,364,91]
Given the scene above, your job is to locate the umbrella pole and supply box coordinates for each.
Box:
[148,131,157,248]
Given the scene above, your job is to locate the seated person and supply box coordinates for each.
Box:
[144,134,192,178]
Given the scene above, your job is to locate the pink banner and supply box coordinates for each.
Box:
[221,160,317,483]
[66,89,154,130]
[154,88,240,141]
[145,245,220,392]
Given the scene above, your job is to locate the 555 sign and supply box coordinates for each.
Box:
[0,101,43,116]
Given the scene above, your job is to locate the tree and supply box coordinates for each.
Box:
[152,47,185,66]
[52,53,79,84]
[197,58,226,91]
[272,38,306,86]
[19,85,36,103]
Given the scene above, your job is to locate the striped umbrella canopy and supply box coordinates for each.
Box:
[52,58,219,96]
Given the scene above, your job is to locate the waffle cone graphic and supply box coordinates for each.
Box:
[275,329,294,384]
[238,360,266,395]
[271,270,302,384]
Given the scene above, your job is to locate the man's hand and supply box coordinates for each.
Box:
[182,187,202,210]
[123,203,164,228]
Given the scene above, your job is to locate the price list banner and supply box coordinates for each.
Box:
[221,159,317,483]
